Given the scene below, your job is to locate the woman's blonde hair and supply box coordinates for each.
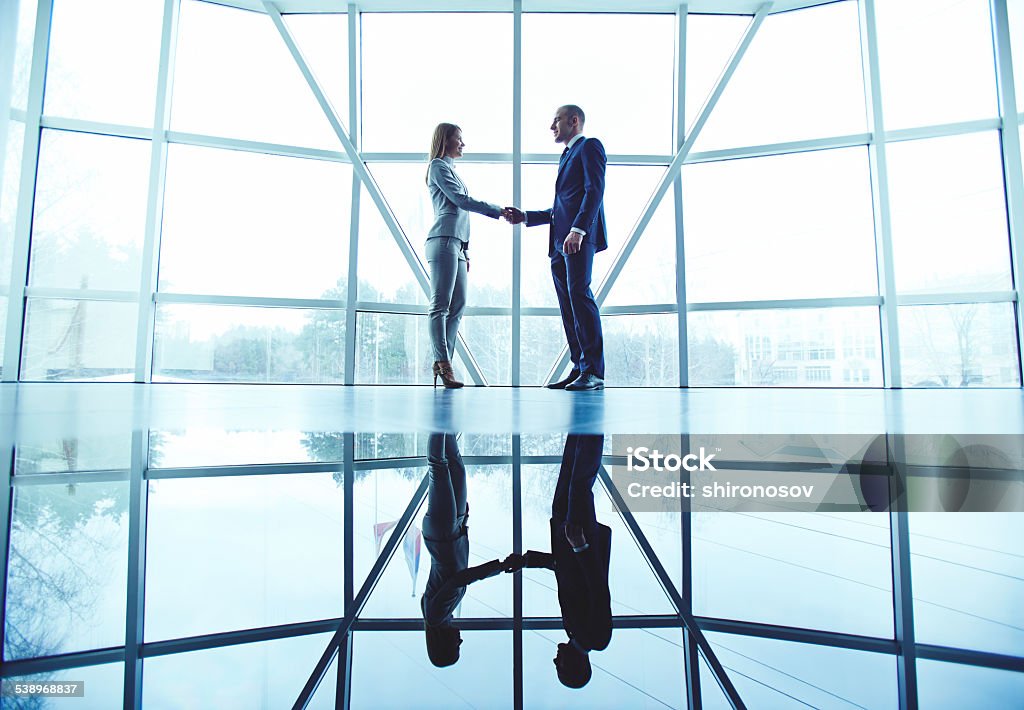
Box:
[426,122,461,184]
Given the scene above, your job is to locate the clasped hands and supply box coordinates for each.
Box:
[500,206,584,254]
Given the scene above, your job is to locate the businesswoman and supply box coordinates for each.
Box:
[425,123,503,388]
[421,432,468,666]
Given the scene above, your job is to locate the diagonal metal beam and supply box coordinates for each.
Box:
[597,466,747,710]
[991,0,1024,386]
[292,472,428,709]
[859,0,902,388]
[261,1,487,385]
[544,4,772,385]
[2,0,53,382]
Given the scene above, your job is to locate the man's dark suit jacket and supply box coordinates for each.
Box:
[526,137,608,257]
[550,518,612,653]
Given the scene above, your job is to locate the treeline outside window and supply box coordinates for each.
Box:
[0,0,1020,387]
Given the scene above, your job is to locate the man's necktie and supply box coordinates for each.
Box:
[559,146,569,168]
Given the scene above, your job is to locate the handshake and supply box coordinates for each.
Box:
[500,206,526,224]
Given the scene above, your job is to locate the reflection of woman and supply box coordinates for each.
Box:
[421,433,469,666]
[425,123,503,388]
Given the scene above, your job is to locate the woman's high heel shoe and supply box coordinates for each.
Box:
[432,360,464,389]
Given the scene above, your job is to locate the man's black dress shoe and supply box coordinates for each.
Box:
[545,371,580,389]
[565,373,604,391]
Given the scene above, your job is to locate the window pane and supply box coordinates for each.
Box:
[694,510,894,637]
[918,658,1024,708]
[524,628,685,709]
[4,663,123,707]
[875,0,998,129]
[10,0,37,112]
[144,473,344,641]
[1,120,25,290]
[605,314,679,386]
[284,13,349,124]
[0,121,24,376]
[15,432,130,474]
[354,432,509,460]
[159,145,351,299]
[688,308,883,387]
[520,316,572,386]
[1011,0,1024,113]
[460,315,511,385]
[355,312,440,385]
[357,465,512,619]
[352,631,512,709]
[153,304,346,384]
[143,634,337,709]
[357,182,428,305]
[5,482,128,659]
[21,298,137,381]
[44,0,162,126]
[150,429,326,469]
[899,303,1020,388]
[369,162,512,307]
[31,131,150,291]
[361,13,512,153]
[520,164,559,308]
[355,432,427,460]
[694,2,866,152]
[685,15,749,139]
[700,632,897,709]
[886,132,1012,295]
[522,14,675,155]
[683,148,878,303]
[602,170,677,307]
[171,0,338,149]
[910,513,1024,656]
[0,296,6,378]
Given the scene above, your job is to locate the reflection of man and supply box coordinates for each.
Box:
[507,434,613,688]
[504,105,607,390]
[550,434,612,688]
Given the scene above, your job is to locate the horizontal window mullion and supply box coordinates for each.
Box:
[38,116,154,140]
[12,469,131,485]
[882,118,1001,145]
[24,287,139,302]
[164,130,352,163]
[155,293,346,309]
[603,303,677,315]
[687,132,872,164]
[688,296,883,312]
[894,291,1017,307]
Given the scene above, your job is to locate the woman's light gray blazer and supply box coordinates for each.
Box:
[427,156,502,243]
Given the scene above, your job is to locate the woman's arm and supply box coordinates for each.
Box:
[430,160,502,219]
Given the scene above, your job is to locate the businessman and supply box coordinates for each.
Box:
[504,105,608,390]
[503,433,613,689]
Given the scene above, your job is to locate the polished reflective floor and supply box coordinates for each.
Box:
[1,384,1022,708]
[3,383,1024,435]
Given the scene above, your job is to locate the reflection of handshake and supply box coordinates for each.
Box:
[501,550,556,573]
[501,206,526,224]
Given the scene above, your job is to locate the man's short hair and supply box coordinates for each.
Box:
[560,104,586,127]
[425,624,462,667]
[555,642,592,688]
